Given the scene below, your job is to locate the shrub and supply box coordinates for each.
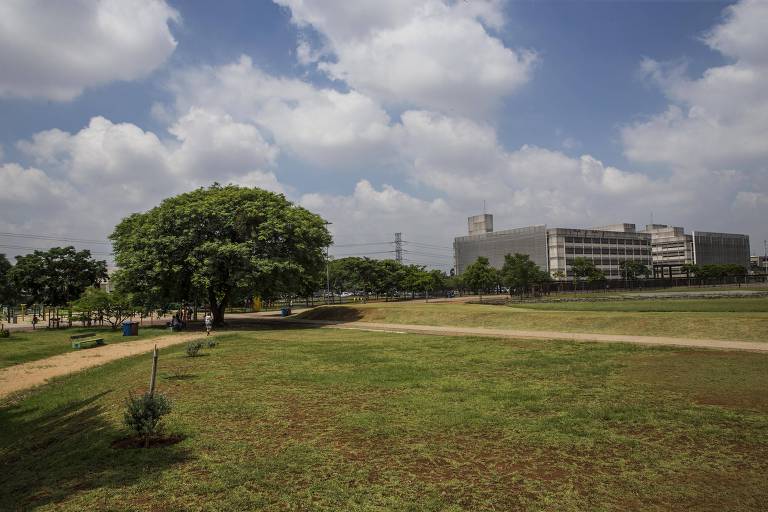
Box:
[186,341,203,357]
[123,392,171,443]
[0,325,10,339]
[206,340,218,349]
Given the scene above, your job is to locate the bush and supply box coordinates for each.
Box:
[123,392,171,442]
[186,341,203,357]
[206,340,218,349]
[0,325,10,339]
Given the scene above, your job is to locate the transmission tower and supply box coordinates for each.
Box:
[394,232,403,263]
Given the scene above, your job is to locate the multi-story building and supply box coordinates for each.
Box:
[547,225,651,279]
[453,216,651,279]
[638,224,750,277]
[692,231,750,268]
[454,214,749,279]
[639,224,694,278]
[453,224,548,275]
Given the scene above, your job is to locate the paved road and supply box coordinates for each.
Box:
[257,317,768,353]
[0,332,209,400]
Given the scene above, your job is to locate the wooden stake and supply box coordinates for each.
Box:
[149,345,158,397]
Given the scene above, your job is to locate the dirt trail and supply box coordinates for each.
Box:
[265,317,768,353]
[0,332,209,400]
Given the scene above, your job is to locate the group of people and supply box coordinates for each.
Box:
[169,310,213,336]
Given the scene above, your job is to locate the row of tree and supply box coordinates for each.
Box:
[327,257,448,299]
[0,247,107,307]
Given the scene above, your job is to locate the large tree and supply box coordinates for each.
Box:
[0,254,16,305]
[618,260,649,280]
[10,247,107,305]
[110,185,332,324]
[501,253,550,298]
[462,257,496,302]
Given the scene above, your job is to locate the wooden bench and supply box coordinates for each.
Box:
[70,332,105,350]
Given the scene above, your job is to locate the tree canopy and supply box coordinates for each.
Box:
[500,253,550,297]
[462,257,497,300]
[618,260,649,280]
[0,254,16,305]
[326,257,448,300]
[9,247,107,305]
[571,257,606,283]
[110,185,332,324]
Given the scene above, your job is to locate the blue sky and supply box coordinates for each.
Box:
[0,0,766,266]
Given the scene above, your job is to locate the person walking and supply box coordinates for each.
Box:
[204,312,213,336]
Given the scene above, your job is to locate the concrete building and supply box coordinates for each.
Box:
[453,224,547,275]
[639,224,694,277]
[692,231,750,268]
[547,224,651,279]
[453,215,651,279]
[454,214,749,279]
[638,225,750,277]
[468,214,493,236]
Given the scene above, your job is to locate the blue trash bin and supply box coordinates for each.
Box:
[280,307,291,317]
[122,321,139,336]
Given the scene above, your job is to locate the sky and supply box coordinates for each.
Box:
[1,0,766,269]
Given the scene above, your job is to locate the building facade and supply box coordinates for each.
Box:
[453,214,749,279]
[454,224,548,275]
[639,224,694,278]
[692,231,750,268]
[547,225,652,279]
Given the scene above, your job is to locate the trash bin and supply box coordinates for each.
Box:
[122,321,139,336]
[280,307,291,317]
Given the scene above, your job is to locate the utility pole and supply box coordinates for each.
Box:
[325,221,332,304]
[395,232,402,263]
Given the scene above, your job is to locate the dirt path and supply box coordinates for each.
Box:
[0,332,210,400]
[266,317,768,353]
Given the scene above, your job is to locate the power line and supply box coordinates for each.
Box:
[332,241,392,248]
[403,241,452,250]
[330,250,397,257]
[0,231,112,245]
[0,244,113,256]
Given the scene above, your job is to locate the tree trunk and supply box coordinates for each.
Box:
[209,289,228,325]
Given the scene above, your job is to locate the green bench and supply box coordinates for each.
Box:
[71,332,105,350]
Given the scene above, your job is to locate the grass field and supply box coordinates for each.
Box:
[298,300,768,342]
[0,326,179,368]
[1,327,766,511]
[514,298,768,313]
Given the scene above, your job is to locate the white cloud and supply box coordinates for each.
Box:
[622,0,768,171]
[6,111,284,250]
[168,108,279,183]
[301,180,458,267]
[276,0,535,114]
[620,0,767,245]
[0,0,178,101]
[168,56,396,167]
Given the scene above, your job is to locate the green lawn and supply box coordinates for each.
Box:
[514,298,768,313]
[298,302,768,342]
[0,325,179,368]
[1,328,766,510]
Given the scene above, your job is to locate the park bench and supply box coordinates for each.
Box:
[70,332,105,350]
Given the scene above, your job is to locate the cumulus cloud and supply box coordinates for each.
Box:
[4,111,283,252]
[622,0,768,171]
[275,0,535,114]
[168,56,396,167]
[0,0,178,101]
[620,0,767,245]
[300,180,458,267]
